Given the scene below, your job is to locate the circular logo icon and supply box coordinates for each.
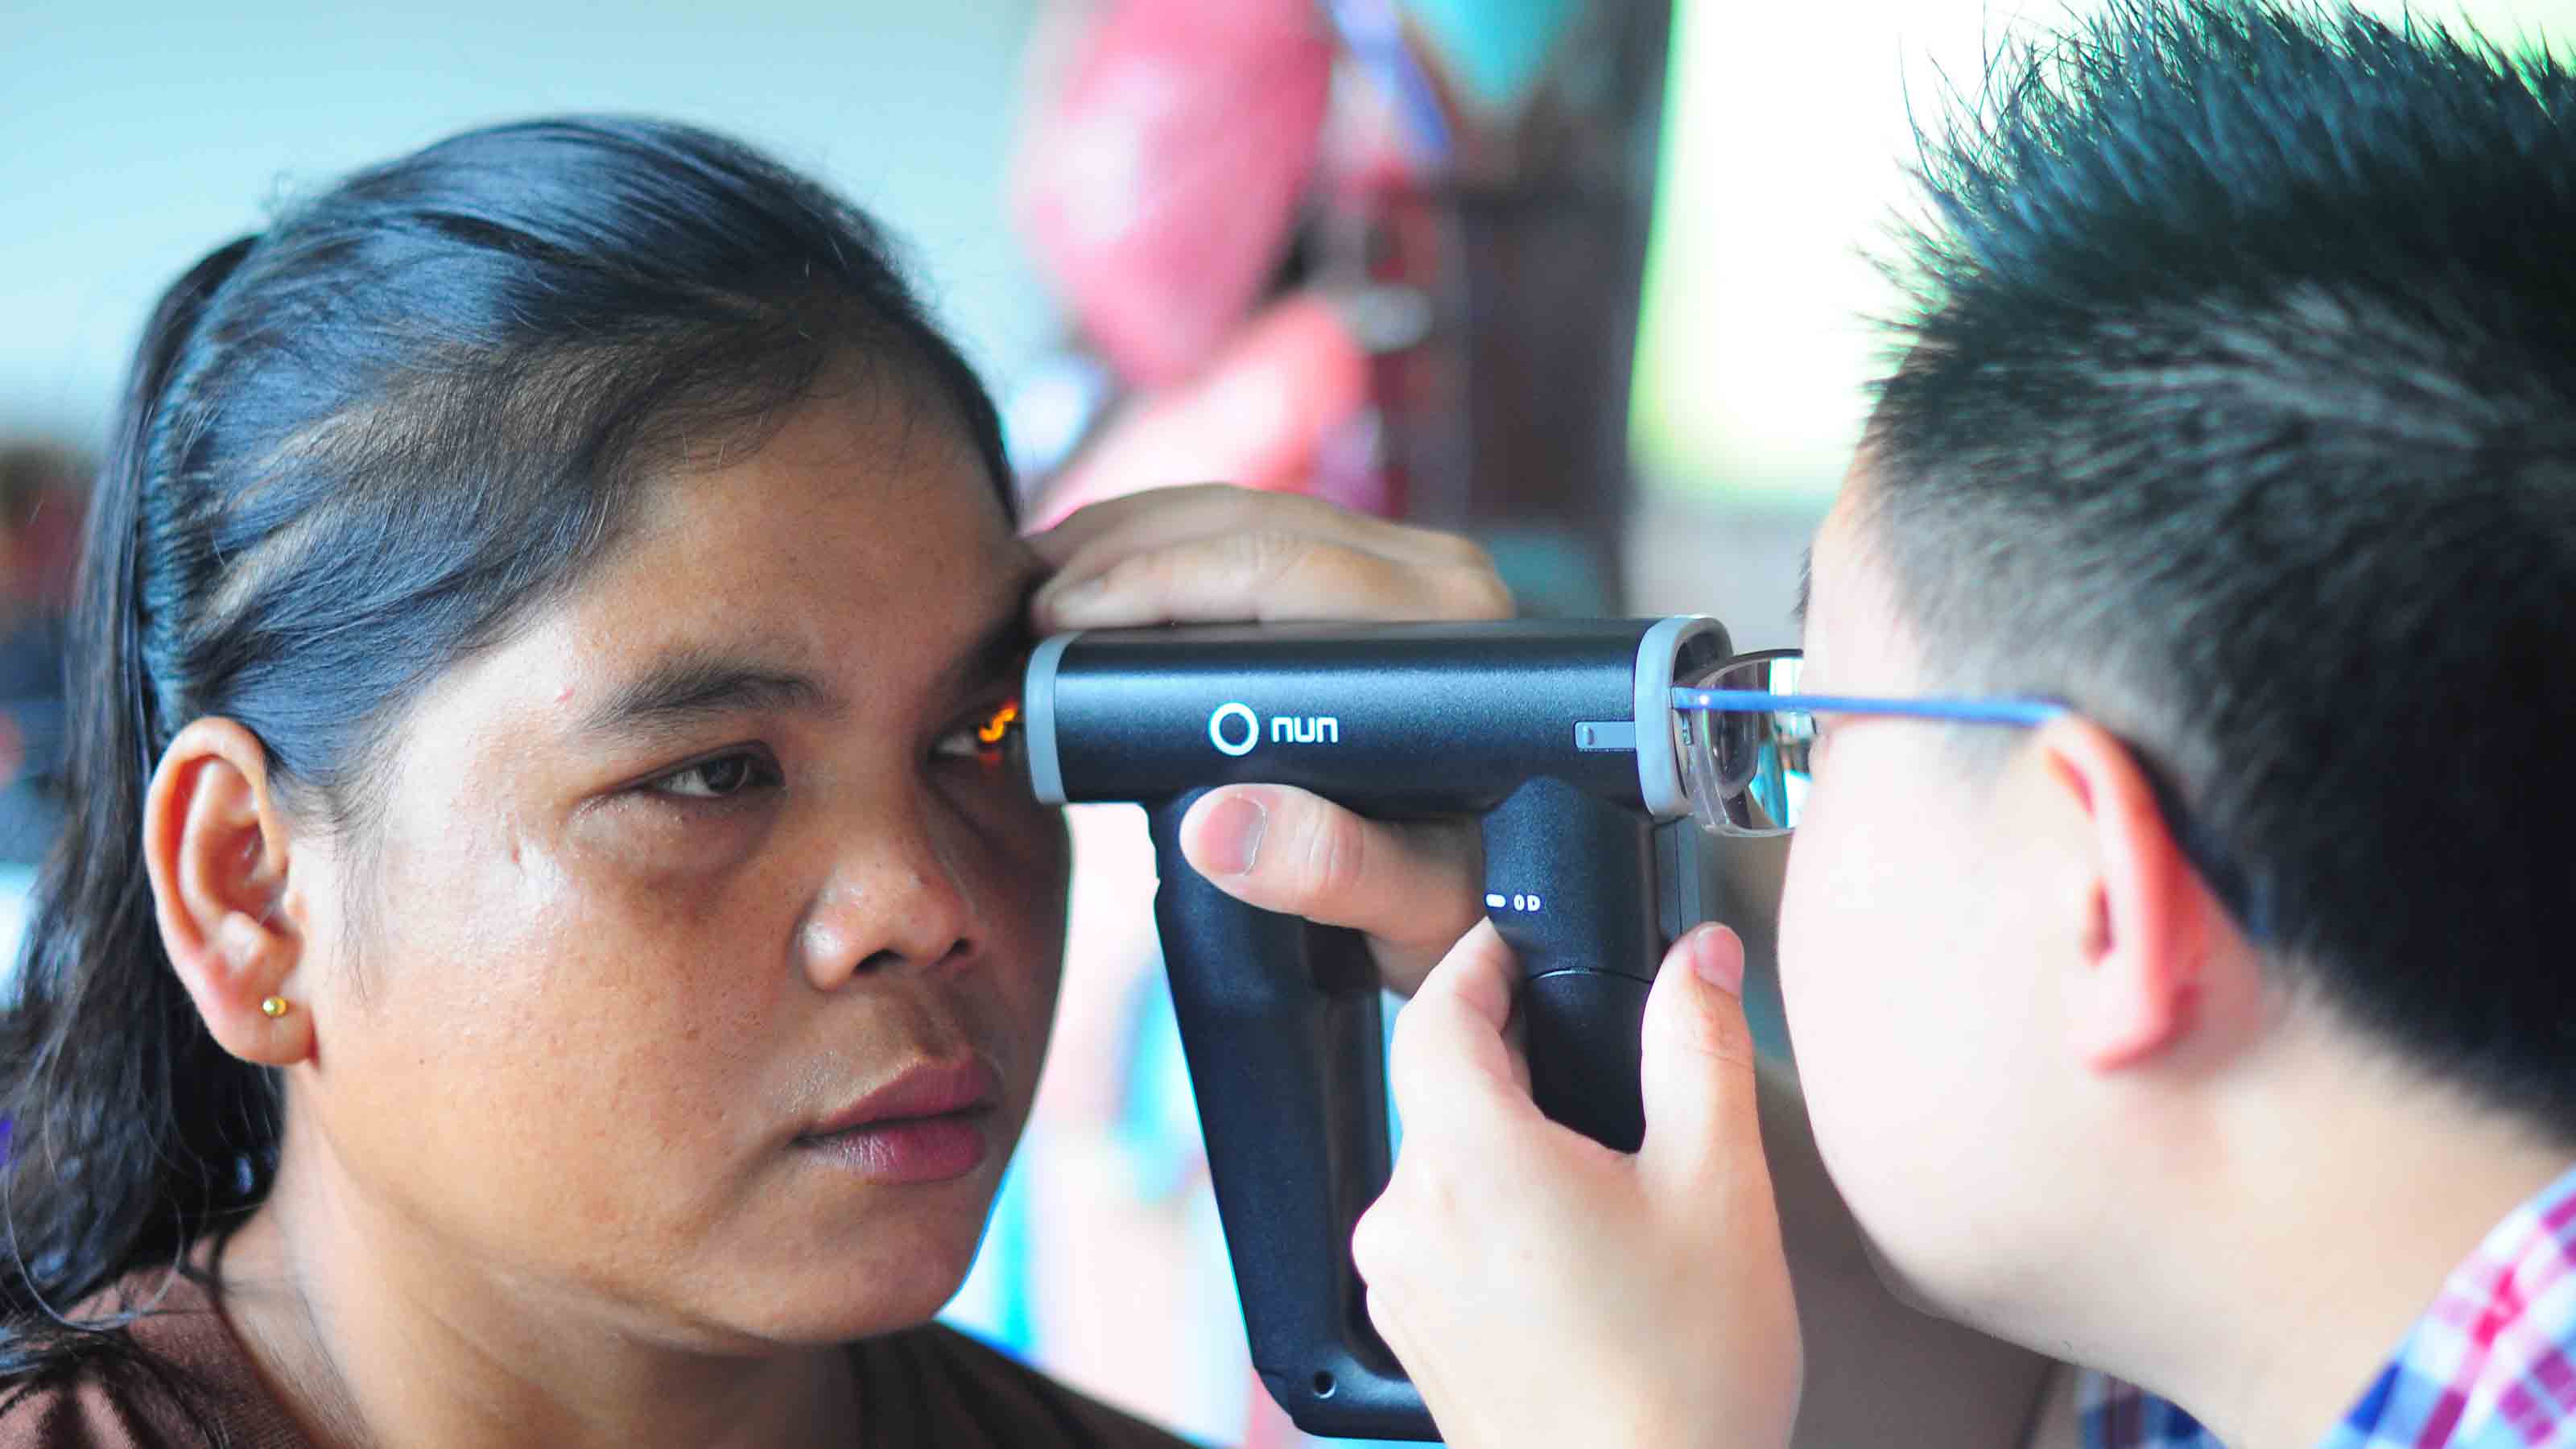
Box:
[1208,702,1259,757]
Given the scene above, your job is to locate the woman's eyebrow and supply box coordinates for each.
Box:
[579,651,842,741]
[946,559,1045,695]
[954,608,1037,694]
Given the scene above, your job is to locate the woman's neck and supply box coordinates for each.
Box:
[214,1146,861,1449]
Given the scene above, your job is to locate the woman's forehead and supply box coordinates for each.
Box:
[638,385,1017,584]
[458,397,1033,730]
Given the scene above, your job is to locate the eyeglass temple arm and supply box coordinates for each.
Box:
[1668,689,2069,729]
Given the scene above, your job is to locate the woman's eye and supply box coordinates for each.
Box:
[935,700,1021,765]
[932,723,1003,764]
[650,751,779,799]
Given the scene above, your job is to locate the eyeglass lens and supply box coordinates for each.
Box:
[1674,653,1815,837]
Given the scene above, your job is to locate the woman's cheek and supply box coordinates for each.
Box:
[473,816,802,1107]
[564,791,779,899]
[945,763,1071,920]
[954,792,1072,1061]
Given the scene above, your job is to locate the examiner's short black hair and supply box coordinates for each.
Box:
[1864,1,2576,1132]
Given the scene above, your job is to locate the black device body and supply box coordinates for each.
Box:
[1022,618,1733,1440]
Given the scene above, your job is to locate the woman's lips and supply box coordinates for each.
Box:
[797,1059,1001,1184]
[799,1113,991,1183]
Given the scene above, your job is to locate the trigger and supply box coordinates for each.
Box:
[1653,818,1715,950]
[1655,819,1685,949]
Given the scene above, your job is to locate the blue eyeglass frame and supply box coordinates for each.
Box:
[1668,647,2266,941]
[1669,647,2069,729]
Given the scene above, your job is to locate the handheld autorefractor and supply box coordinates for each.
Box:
[1019,617,1752,1441]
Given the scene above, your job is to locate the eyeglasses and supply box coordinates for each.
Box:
[1668,649,2067,837]
[1668,650,2270,942]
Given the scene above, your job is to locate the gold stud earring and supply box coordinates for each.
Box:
[260,996,291,1019]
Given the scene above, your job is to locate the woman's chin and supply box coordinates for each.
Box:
[633,1138,1017,1346]
[767,1278,972,1344]
[716,1220,993,1344]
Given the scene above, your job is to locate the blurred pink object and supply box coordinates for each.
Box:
[1030,294,1371,529]
[1014,0,1333,389]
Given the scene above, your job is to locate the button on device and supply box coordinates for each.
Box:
[1575,720,1638,752]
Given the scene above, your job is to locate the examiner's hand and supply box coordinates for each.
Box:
[1352,922,1803,1449]
[1027,485,1511,994]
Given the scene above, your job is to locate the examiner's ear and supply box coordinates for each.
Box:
[2029,716,2221,1071]
[144,717,312,1067]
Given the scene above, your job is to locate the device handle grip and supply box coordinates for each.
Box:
[1481,776,1662,1152]
[1146,792,1436,1441]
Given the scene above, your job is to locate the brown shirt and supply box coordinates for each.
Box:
[0,1274,1195,1449]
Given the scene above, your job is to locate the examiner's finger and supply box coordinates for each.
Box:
[1030,483,1488,576]
[1023,483,1240,567]
[1036,529,1508,630]
[1637,924,1765,1197]
[1385,921,1540,1127]
[1030,487,1508,627]
[1179,785,1483,992]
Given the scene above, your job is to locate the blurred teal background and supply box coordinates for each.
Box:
[0,0,1052,454]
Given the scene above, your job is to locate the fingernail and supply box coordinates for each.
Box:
[1199,793,1267,876]
[1690,924,1744,997]
[1038,576,1102,623]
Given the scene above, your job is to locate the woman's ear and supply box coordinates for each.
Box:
[2028,716,2227,1072]
[144,717,313,1067]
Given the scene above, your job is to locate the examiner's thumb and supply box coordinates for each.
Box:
[1637,924,1763,1191]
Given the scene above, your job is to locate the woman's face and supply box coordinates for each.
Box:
[284,380,1070,1346]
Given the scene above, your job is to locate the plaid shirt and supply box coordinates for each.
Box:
[2083,1163,2576,1448]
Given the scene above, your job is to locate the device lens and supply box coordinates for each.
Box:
[1674,652,1814,836]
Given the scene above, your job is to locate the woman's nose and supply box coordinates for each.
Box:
[796,802,978,991]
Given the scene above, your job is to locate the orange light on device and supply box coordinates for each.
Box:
[977,700,1022,747]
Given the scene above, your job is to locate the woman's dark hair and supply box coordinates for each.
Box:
[0,115,1011,1406]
